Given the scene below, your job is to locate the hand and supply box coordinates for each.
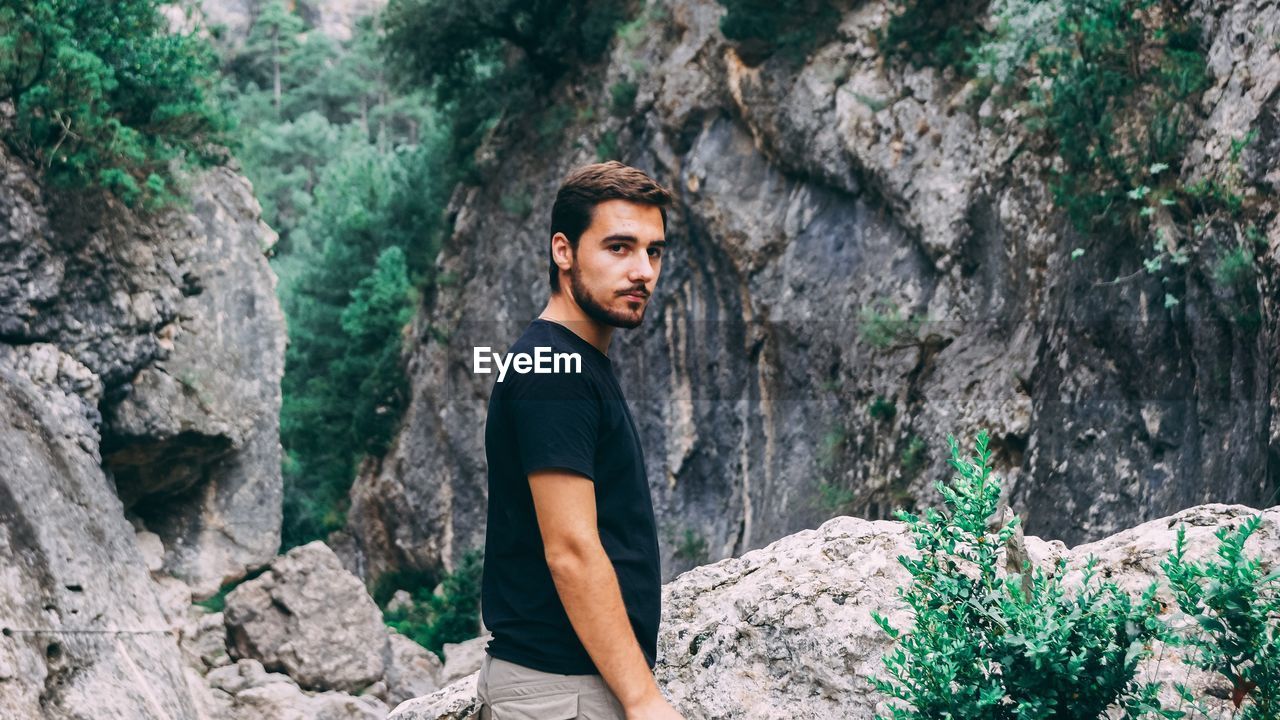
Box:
[624,692,686,720]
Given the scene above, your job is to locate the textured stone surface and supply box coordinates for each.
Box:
[438,634,490,686]
[101,165,286,599]
[205,659,390,720]
[388,674,481,720]
[383,633,443,707]
[0,363,199,719]
[345,0,1280,592]
[0,134,285,599]
[224,542,388,693]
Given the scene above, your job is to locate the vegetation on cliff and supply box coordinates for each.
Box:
[0,0,230,207]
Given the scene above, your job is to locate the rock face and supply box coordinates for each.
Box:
[101,165,287,598]
[390,503,1278,720]
[0,129,284,711]
[0,362,199,719]
[344,0,1280,590]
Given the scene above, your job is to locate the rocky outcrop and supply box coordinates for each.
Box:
[390,503,1278,719]
[0,361,199,718]
[346,0,1280,589]
[0,119,284,711]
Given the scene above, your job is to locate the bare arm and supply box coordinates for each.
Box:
[528,469,683,719]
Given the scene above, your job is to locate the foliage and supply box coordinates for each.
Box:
[610,79,638,117]
[818,480,857,514]
[279,142,447,549]
[1163,515,1280,718]
[673,528,710,565]
[881,0,989,72]
[872,430,1170,719]
[717,0,842,65]
[869,396,898,422]
[858,299,924,349]
[899,434,926,474]
[0,0,230,207]
[382,0,632,171]
[384,549,484,660]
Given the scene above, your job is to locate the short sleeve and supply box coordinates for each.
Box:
[508,370,601,481]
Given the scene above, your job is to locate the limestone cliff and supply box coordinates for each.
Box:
[0,135,285,715]
[344,0,1280,589]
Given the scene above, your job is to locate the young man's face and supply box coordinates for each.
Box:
[559,199,666,329]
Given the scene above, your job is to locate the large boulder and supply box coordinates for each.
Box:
[224,541,389,692]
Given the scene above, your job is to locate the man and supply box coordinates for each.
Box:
[477,161,685,720]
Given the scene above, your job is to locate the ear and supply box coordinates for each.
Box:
[550,232,574,275]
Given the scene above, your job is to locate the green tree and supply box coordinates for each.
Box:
[231,0,304,113]
[0,0,230,206]
[381,0,631,168]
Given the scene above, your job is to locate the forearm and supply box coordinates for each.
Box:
[547,543,660,709]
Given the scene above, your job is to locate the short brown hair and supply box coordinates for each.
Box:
[547,161,672,293]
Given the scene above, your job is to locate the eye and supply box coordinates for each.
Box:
[610,244,626,253]
[648,247,663,258]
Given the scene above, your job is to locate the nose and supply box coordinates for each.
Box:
[628,250,656,285]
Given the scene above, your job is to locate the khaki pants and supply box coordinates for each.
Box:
[477,653,626,720]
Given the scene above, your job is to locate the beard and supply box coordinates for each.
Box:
[569,262,647,329]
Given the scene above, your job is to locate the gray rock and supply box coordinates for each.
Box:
[383,632,443,706]
[387,504,1276,718]
[224,541,388,693]
[438,634,490,686]
[206,658,390,720]
[0,362,198,719]
[388,674,481,720]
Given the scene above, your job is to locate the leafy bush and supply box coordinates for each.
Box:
[384,549,484,660]
[869,396,897,422]
[1163,515,1280,718]
[717,0,842,65]
[609,79,638,117]
[881,0,989,72]
[673,528,710,565]
[858,299,924,350]
[872,430,1169,719]
[0,0,230,207]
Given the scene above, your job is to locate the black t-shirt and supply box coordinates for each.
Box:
[481,318,661,675]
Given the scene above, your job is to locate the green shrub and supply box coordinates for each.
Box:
[880,0,988,72]
[384,549,484,660]
[673,528,710,565]
[869,396,897,422]
[872,430,1169,719]
[595,128,619,161]
[0,0,231,207]
[1163,515,1280,718]
[817,480,857,514]
[899,434,926,474]
[717,0,841,65]
[609,79,638,116]
[857,299,924,349]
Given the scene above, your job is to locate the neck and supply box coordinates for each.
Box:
[539,290,613,356]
